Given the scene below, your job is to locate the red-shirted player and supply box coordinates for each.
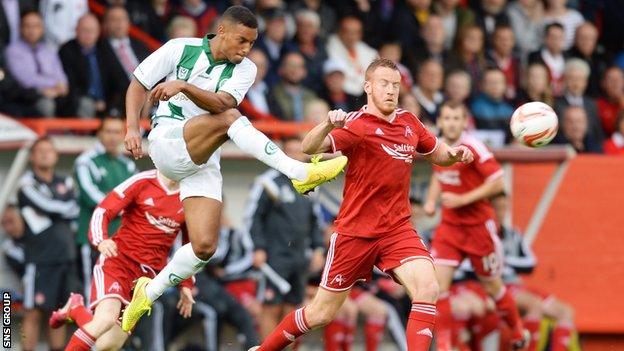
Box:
[423,102,527,350]
[251,58,474,351]
[48,170,195,350]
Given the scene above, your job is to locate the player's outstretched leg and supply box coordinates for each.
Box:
[480,278,528,350]
[183,109,348,194]
[253,287,350,350]
[123,197,221,332]
[392,259,439,351]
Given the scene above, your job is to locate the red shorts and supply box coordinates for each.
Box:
[430,219,503,278]
[224,279,257,307]
[89,254,157,310]
[320,229,432,291]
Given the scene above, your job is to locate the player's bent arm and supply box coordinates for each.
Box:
[88,183,139,247]
[302,120,335,154]
[126,78,149,131]
[461,176,504,206]
[424,174,441,215]
[181,84,236,114]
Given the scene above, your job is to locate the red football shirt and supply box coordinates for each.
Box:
[328,106,439,238]
[432,133,503,225]
[89,170,188,274]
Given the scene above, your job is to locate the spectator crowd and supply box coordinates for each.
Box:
[0,0,617,349]
[1,0,624,154]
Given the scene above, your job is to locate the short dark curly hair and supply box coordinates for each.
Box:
[221,6,258,29]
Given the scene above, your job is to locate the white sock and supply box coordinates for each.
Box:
[227,117,308,181]
[145,243,209,301]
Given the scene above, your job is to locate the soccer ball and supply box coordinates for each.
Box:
[510,102,558,147]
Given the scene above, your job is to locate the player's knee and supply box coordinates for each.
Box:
[558,303,575,322]
[93,312,118,332]
[192,237,218,260]
[216,108,242,132]
[414,279,439,303]
[307,305,339,328]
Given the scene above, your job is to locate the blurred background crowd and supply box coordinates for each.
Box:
[0,0,622,350]
[1,0,624,153]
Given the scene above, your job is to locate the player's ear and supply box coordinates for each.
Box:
[364,80,371,95]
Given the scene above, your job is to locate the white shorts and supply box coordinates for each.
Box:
[148,121,222,201]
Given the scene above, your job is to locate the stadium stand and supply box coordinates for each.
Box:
[1,0,624,350]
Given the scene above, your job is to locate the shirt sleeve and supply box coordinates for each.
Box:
[133,39,181,90]
[328,124,362,153]
[88,175,142,247]
[217,59,257,105]
[74,158,106,208]
[415,119,439,155]
[469,144,503,182]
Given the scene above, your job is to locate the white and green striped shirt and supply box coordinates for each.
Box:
[133,34,257,126]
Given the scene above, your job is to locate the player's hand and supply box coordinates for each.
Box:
[423,201,436,216]
[327,109,348,128]
[98,239,118,258]
[124,128,143,160]
[441,192,467,209]
[149,80,187,102]
[252,250,267,268]
[177,287,195,319]
[309,249,325,273]
[447,145,474,164]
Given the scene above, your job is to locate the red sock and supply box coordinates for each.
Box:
[551,323,573,351]
[65,327,95,351]
[324,319,346,351]
[524,317,541,351]
[364,316,386,351]
[69,305,93,327]
[493,287,523,331]
[407,302,436,351]
[259,307,309,351]
[342,320,355,351]
[435,294,453,351]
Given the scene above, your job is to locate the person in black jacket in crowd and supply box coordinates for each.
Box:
[59,13,114,118]
[17,137,80,351]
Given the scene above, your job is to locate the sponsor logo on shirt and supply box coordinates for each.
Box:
[381,144,415,163]
[144,212,180,234]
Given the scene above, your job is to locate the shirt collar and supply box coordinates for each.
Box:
[110,37,130,48]
[202,34,228,66]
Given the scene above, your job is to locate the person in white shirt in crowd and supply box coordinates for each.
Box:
[528,22,567,96]
[326,15,377,98]
[39,0,87,49]
[412,59,445,124]
[506,0,544,62]
[246,48,271,115]
[542,0,584,50]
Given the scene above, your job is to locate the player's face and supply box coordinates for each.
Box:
[98,119,125,155]
[218,22,258,64]
[437,106,467,141]
[30,140,58,170]
[366,67,401,115]
[21,13,44,45]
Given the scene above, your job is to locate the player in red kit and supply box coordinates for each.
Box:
[423,102,528,350]
[48,170,195,351]
[250,58,474,351]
